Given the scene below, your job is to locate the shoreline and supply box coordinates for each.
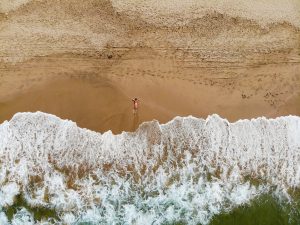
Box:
[0,50,299,134]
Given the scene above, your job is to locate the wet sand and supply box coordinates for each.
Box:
[0,48,299,134]
[0,0,299,134]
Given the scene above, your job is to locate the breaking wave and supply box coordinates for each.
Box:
[0,112,300,224]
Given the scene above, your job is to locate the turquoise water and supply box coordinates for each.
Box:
[4,194,58,222]
[3,194,300,224]
[210,195,300,225]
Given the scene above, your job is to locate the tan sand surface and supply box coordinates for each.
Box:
[0,0,299,133]
[0,48,299,134]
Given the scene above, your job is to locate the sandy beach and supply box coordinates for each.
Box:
[0,0,299,133]
[0,48,299,133]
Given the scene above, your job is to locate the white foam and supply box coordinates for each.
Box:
[0,112,299,224]
[0,212,9,225]
[11,208,34,225]
[62,213,76,224]
[0,183,19,207]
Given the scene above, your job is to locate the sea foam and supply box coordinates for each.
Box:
[0,112,299,224]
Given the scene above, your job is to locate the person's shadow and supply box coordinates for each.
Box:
[132,111,139,131]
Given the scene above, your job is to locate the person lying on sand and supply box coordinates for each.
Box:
[132,98,139,114]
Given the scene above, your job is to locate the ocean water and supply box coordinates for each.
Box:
[0,112,299,224]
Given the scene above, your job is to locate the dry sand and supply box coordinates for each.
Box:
[0,0,299,133]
